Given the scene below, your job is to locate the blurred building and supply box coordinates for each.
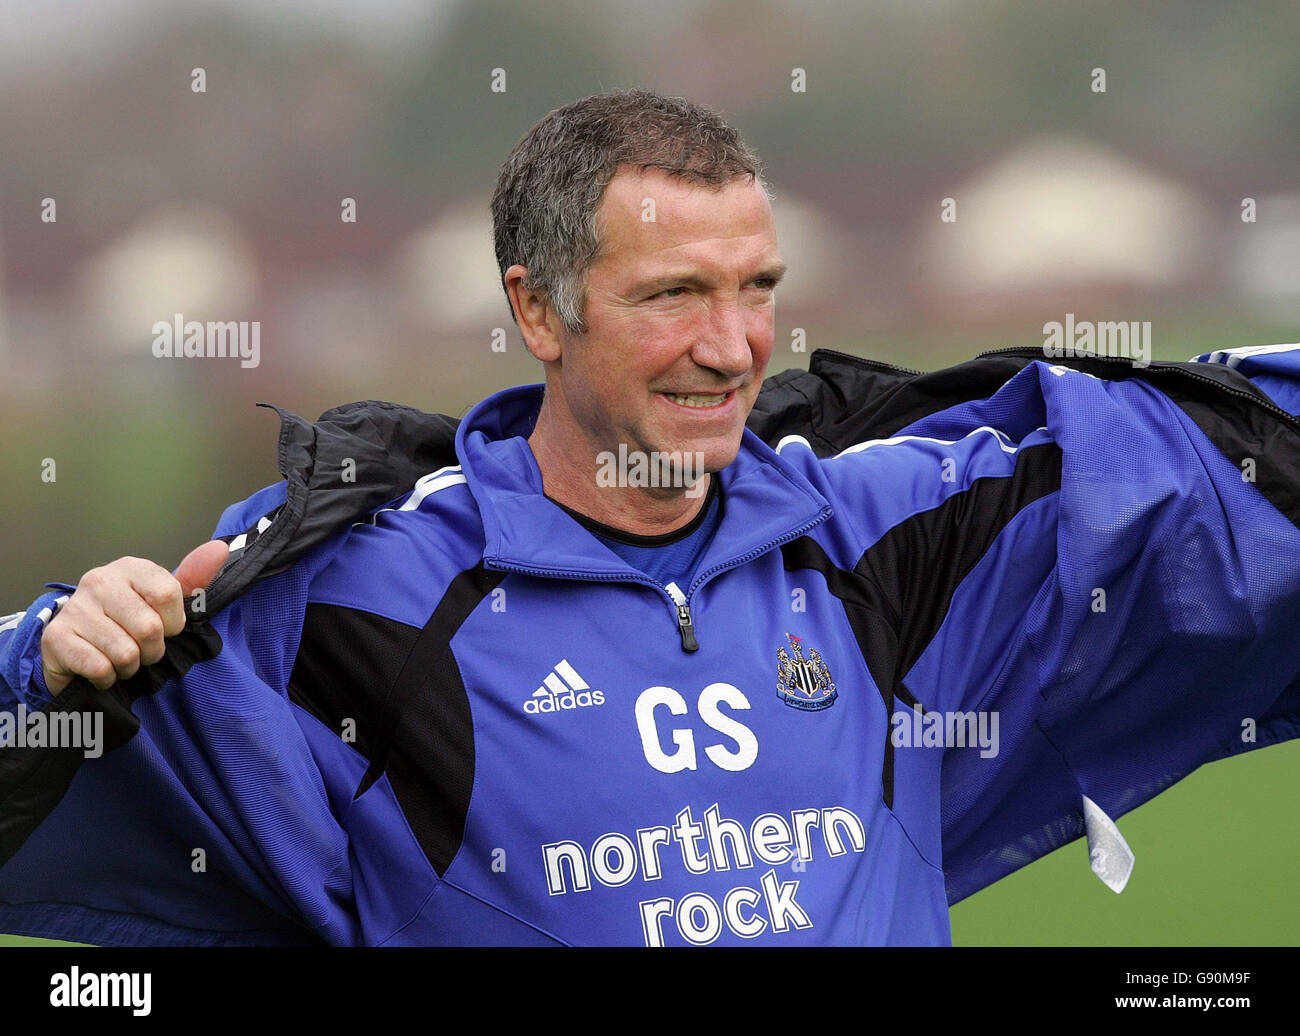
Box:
[1232,192,1300,322]
[914,136,1214,318]
[72,205,257,358]
[391,199,504,334]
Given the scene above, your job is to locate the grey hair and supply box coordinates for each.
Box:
[491,88,768,337]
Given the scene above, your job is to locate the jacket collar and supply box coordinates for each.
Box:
[455,383,833,584]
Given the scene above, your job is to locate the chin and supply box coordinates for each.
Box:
[691,437,744,475]
[642,424,745,477]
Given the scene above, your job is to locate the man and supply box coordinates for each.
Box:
[2,90,1298,946]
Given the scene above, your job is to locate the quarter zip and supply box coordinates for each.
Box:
[462,384,835,654]
[481,557,704,652]
[482,502,832,654]
[674,503,835,649]
[664,582,698,652]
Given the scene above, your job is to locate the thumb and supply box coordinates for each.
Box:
[175,540,230,599]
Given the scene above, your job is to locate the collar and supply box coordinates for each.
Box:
[455,384,833,587]
[549,473,720,546]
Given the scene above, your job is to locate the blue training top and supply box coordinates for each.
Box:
[3,346,1300,946]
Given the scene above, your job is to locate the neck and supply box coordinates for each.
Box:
[528,401,710,537]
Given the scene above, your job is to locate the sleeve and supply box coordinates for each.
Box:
[0,485,361,946]
[1192,343,1300,417]
[0,587,77,712]
[825,355,1300,904]
[212,481,288,538]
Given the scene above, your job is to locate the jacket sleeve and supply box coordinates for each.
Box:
[1193,343,1300,416]
[0,484,362,946]
[807,351,1300,905]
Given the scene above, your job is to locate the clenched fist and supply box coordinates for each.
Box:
[40,541,228,695]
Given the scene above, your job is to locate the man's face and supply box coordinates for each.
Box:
[549,166,785,474]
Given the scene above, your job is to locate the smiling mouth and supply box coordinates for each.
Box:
[662,390,733,409]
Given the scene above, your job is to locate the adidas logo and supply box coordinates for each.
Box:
[524,659,606,714]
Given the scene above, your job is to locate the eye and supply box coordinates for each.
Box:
[652,286,687,299]
[750,278,778,291]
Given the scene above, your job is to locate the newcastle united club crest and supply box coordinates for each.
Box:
[777,633,837,711]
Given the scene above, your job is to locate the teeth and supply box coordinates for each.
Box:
[667,393,726,408]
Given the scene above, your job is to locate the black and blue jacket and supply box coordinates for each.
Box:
[2,346,1299,945]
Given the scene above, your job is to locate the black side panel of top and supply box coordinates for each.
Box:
[289,565,504,878]
[781,442,1063,808]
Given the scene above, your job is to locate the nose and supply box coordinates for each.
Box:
[690,293,755,381]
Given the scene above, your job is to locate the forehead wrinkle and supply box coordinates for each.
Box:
[598,170,768,239]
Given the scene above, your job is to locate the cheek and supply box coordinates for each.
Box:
[747,308,778,360]
[619,318,691,377]
[566,345,644,428]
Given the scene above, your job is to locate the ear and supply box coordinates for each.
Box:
[504,264,565,363]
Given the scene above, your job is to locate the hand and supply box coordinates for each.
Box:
[39,541,228,696]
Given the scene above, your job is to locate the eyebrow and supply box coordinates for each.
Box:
[632,261,788,296]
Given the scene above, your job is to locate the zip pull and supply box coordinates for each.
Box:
[665,582,699,653]
[675,604,699,652]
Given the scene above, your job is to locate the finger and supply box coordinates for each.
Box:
[118,596,168,667]
[132,572,187,638]
[174,541,229,600]
[70,607,144,683]
[94,576,174,658]
[79,559,175,622]
[40,633,77,696]
[49,631,120,692]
